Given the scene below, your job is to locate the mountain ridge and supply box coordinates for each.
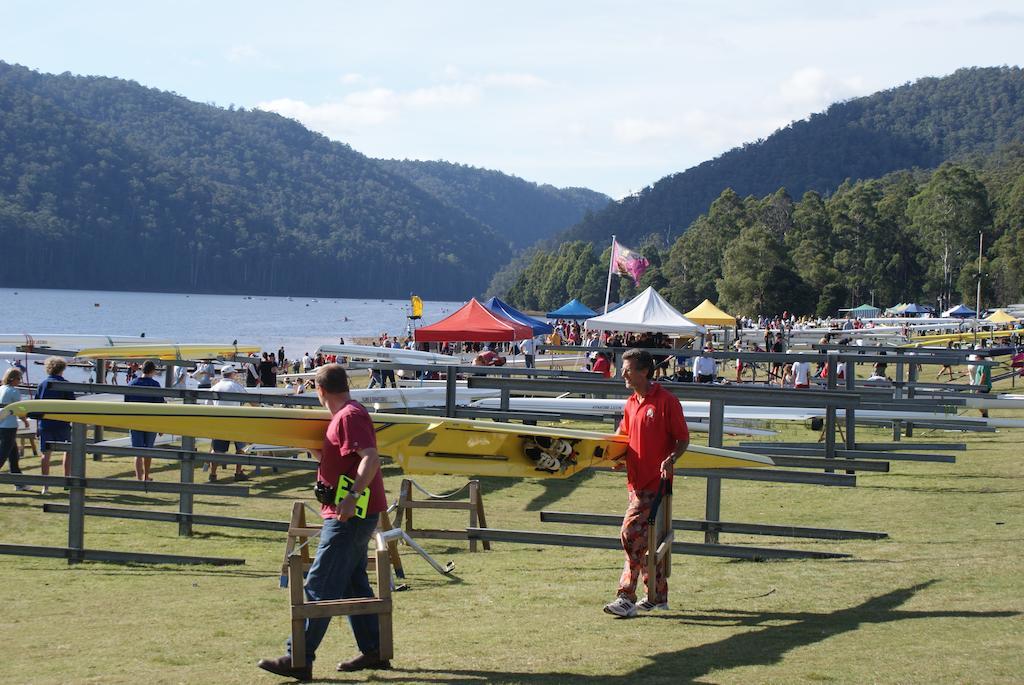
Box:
[555,66,1024,249]
[376,158,610,249]
[0,61,604,298]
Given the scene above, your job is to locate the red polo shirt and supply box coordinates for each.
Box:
[317,400,387,519]
[618,383,689,493]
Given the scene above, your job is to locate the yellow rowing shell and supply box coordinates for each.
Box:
[75,344,261,360]
[2,400,774,479]
[901,328,1024,348]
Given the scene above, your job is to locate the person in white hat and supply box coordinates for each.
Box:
[207,365,248,482]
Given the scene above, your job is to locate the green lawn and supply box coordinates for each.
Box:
[0,390,1021,684]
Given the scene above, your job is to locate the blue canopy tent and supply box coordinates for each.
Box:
[484,297,553,336]
[902,303,932,315]
[943,304,977,318]
[546,298,598,320]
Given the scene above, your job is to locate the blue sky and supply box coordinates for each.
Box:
[2,1,1022,198]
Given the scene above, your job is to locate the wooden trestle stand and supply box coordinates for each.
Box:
[646,482,674,593]
[282,502,395,669]
[394,478,490,552]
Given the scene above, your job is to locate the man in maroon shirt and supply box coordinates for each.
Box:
[604,348,689,618]
[258,364,390,681]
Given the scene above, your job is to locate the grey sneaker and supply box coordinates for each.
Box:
[637,597,669,611]
[603,596,637,618]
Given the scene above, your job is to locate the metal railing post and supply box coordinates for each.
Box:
[92,360,105,451]
[906,361,918,437]
[892,360,905,441]
[704,399,725,544]
[67,423,87,564]
[824,353,838,471]
[845,364,857,449]
[445,366,457,417]
[178,390,197,536]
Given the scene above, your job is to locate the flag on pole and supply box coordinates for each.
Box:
[409,295,423,319]
[612,241,650,285]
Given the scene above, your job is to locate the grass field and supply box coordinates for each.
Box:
[1,382,1022,684]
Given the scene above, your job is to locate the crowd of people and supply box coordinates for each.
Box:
[0,334,451,490]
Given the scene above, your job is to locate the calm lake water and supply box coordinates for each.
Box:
[0,288,464,359]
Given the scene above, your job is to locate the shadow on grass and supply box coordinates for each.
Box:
[89,566,273,579]
[0,497,58,508]
[105,493,250,509]
[100,461,183,480]
[190,530,283,544]
[475,468,600,512]
[883,472,1022,481]
[249,469,317,497]
[315,581,1019,685]
[859,484,1024,494]
[523,469,599,512]
[79,492,177,507]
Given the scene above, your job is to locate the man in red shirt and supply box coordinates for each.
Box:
[258,364,390,680]
[591,351,612,378]
[477,345,500,365]
[604,349,689,618]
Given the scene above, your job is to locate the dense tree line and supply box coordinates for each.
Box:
[504,150,1024,317]
[553,67,1024,252]
[376,159,610,249]
[0,62,595,299]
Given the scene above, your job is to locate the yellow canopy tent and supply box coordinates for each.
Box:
[684,299,737,327]
[985,309,1019,324]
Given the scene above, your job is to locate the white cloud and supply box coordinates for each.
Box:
[612,117,677,144]
[264,69,544,142]
[405,83,480,107]
[440,64,462,80]
[778,67,867,110]
[565,121,587,139]
[479,72,548,88]
[343,87,399,108]
[225,44,259,63]
[257,83,482,138]
[969,10,1024,25]
[258,97,400,135]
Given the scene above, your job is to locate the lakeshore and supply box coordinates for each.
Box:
[0,288,463,358]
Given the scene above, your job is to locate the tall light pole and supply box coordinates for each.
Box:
[976,231,984,318]
[974,231,984,344]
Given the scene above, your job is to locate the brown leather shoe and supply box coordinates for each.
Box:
[337,650,392,672]
[257,654,313,681]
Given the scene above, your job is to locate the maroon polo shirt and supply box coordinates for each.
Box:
[317,400,387,519]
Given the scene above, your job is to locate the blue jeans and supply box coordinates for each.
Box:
[287,514,381,661]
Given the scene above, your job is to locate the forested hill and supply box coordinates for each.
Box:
[558,66,1024,248]
[0,62,520,298]
[376,159,610,249]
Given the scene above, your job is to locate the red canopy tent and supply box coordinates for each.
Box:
[414,298,534,342]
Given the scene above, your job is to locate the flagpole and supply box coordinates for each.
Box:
[604,235,616,314]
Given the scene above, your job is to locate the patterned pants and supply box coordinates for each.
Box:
[617,488,668,603]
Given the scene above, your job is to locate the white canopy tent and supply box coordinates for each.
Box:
[584,286,706,335]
